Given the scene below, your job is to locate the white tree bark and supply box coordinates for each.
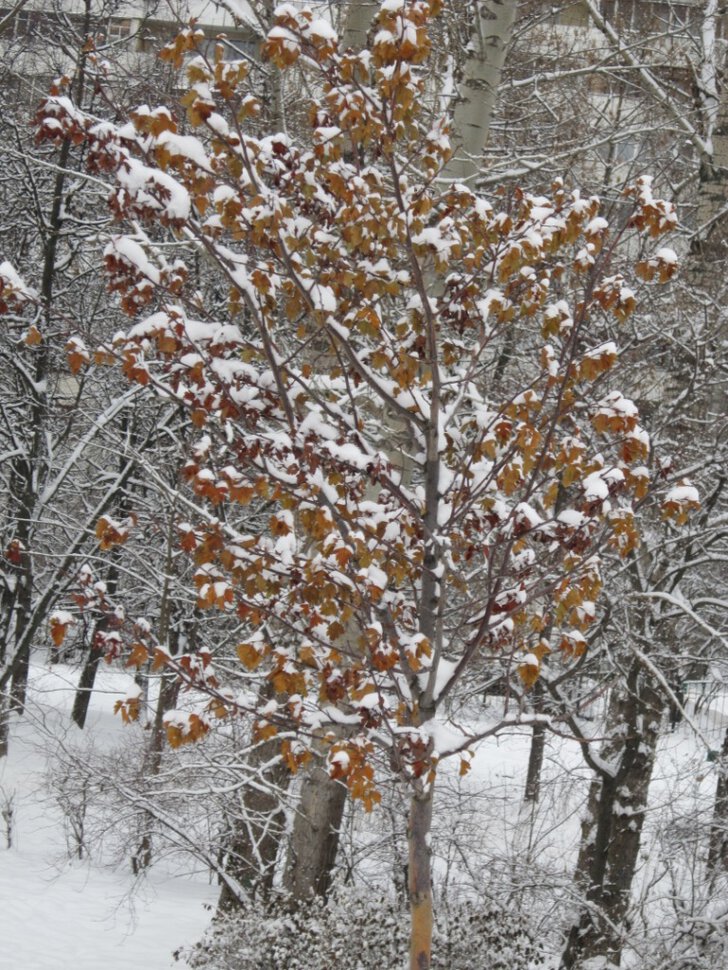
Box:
[339,0,379,51]
[695,80,728,255]
[700,0,721,143]
[442,0,518,184]
[691,0,728,253]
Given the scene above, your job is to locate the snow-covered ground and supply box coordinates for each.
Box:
[0,848,215,970]
[0,663,217,970]
[2,660,726,969]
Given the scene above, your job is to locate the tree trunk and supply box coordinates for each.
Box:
[707,726,728,875]
[561,663,664,970]
[685,30,728,883]
[340,0,378,51]
[0,690,9,759]
[283,760,347,901]
[408,782,435,970]
[9,128,74,714]
[72,560,121,730]
[8,528,34,714]
[441,0,518,184]
[692,38,728,264]
[131,661,180,874]
[216,736,289,911]
[70,626,104,731]
[131,564,181,874]
[524,680,546,803]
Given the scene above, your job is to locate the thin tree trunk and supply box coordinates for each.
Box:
[707,726,728,875]
[561,662,664,970]
[131,506,181,874]
[524,680,546,803]
[8,572,31,712]
[70,621,105,730]
[408,782,435,970]
[0,690,9,759]
[71,411,132,731]
[131,660,180,875]
[8,445,43,714]
[8,0,92,715]
[72,561,120,730]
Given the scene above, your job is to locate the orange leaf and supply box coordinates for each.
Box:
[253,720,278,742]
[237,642,262,670]
[517,657,540,689]
[50,619,69,647]
[126,642,150,669]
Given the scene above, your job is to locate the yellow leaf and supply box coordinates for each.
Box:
[50,617,69,647]
[126,642,150,669]
[517,657,540,689]
[237,642,263,670]
[24,325,42,346]
[253,720,278,742]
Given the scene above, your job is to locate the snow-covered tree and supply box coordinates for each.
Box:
[28,4,699,964]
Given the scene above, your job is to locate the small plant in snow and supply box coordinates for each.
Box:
[48,759,92,861]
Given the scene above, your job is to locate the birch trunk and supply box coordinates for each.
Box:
[340,0,378,51]
[441,0,518,184]
[693,25,728,870]
[692,54,728,265]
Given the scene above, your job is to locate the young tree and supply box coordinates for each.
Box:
[31,3,693,966]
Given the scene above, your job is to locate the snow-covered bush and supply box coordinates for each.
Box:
[183,887,549,970]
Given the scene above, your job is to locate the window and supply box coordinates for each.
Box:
[106,18,132,44]
[602,1,700,33]
[0,6,42,39]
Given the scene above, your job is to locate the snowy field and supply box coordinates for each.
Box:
[0,663,217,970]
[1,660,726,969]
